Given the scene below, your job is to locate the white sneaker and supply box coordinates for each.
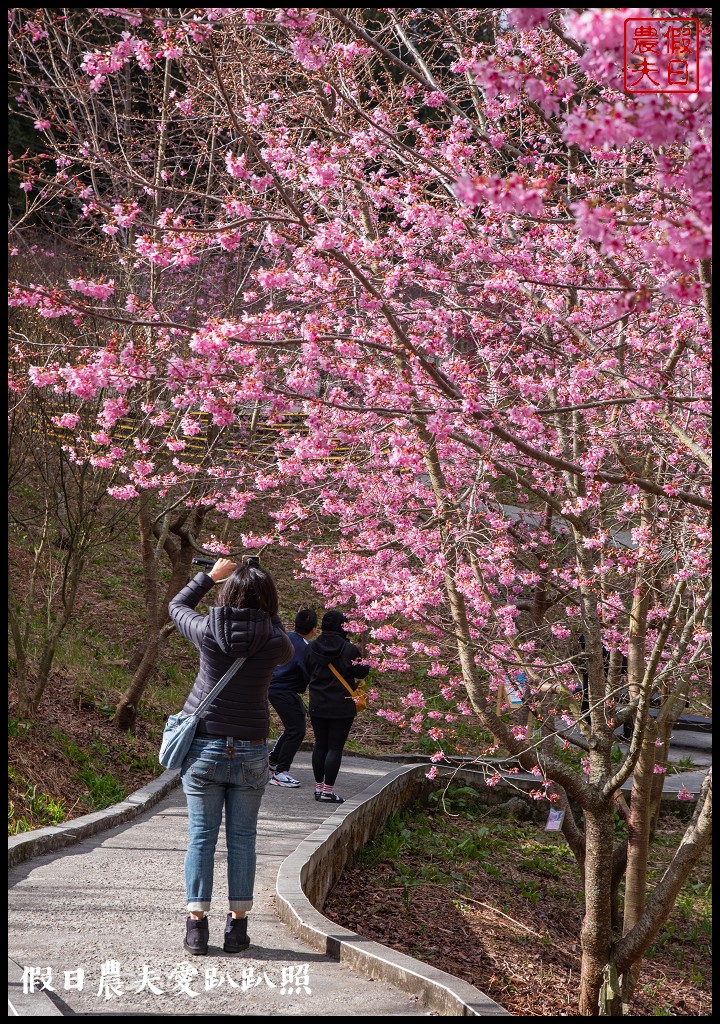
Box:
[270,771,301,788]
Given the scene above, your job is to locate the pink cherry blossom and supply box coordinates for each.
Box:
[52,412,81,429]
[68,278,115,300]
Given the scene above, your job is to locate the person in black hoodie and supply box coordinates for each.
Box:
[169,556,293,957]
[305,610,370,804]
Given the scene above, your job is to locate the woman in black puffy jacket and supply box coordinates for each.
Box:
[168,556,292,957]
[304,610,369,804]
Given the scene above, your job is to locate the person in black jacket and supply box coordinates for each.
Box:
[305,610,370,804]
[268,608,318,787]
[168,556,293,957]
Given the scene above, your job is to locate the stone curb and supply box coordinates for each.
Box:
[8,746,704,873]
[7,769,180,869]
[275,762,513,1017]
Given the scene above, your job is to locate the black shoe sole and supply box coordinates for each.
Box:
[223,943,250,954]
[183,941,208,956]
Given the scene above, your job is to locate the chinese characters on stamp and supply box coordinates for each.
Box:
[624,18,700,94]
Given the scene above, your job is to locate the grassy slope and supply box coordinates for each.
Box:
[325,786,712,1016]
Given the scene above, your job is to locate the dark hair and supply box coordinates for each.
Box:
[295,608,317,635]
[218,557,279,616]
[321,609,347,634]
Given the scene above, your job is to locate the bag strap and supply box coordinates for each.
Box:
[194,657,247,718]
[328,661,359,698]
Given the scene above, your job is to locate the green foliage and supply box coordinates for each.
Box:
[518,879,541,903]
[113,734,162,774]
[356,784,562,902]
[74,767,124,810]
[8,776,66,835]
[648,881,712,949]
[554,744,584,769]
[8,716,32,737]
[162,662,188,688]
[685,965,706,987]
[61,627,130,709]
[429,785,484,815]
[672,756,696,770]
[50,728,87,765]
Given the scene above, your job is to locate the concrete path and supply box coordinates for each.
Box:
[8,754,430,1017]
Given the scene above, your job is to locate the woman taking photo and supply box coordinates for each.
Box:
[169,556,293,956]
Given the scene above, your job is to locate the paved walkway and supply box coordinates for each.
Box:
[8,754,430,1017]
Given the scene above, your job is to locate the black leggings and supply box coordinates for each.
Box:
[310,716,355,787]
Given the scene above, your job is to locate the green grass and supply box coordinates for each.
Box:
[50,728,88,765]
[671,755,696,770]
[354,784,555,902]
[8,716,32,737]
[162,661,189,689]
[355,783,711,960]
[74,767,124,810]
[8,770,66,835]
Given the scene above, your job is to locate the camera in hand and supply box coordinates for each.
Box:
[191,556,216,570]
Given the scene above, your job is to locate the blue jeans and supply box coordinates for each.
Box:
[181,736,269,913]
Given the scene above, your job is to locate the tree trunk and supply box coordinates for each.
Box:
[8,598,29,706]
[113,498,207,729]
[28,634,62,717]
[113,633,163,731]
[610,840,628,933]
[576,540,617,1016]
[9,511,50,717]
[126,639,148,673]
[579,804,617,1015]
[619,723,657,1001]
[12,535,84,718]
[615,770,712,974]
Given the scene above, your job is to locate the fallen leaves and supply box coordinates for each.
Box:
[324,825,711,1017]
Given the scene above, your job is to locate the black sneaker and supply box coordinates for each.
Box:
[319,792,345,803]
[224,914,250,953]
[184,915,209,956]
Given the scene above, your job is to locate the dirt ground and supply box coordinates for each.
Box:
[324,806,712,1017]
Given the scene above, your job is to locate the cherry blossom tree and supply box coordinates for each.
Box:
[9,8,711,1014]
[9,8,267,727]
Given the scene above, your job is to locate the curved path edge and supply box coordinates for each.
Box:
[275,762,512,1017]
[7,769,180,869]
